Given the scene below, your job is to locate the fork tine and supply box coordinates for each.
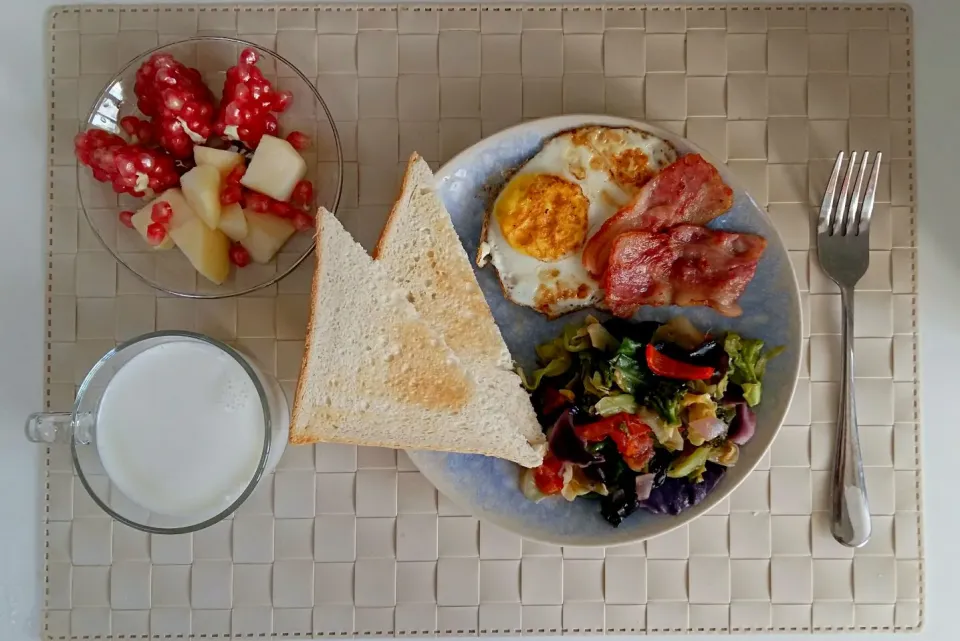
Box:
[818,152,845,234]
[845,152,871,236]
[831,152,858,236]
[858,152,882,235]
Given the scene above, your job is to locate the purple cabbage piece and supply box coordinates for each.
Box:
[546,409,596,466]
[639,463,726,515]
[728,402,757,445]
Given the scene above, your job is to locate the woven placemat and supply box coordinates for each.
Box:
[43,4,922,638]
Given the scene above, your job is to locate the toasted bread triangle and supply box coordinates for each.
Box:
[373,154,545,450]
[290,208,545,467]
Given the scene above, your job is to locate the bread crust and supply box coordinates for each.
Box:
[289,217,326,440]
[372,152,422,261]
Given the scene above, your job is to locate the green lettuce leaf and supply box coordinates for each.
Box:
[519,338,573,391]
[723,333,783,406]
[609,337,648,394]
[595,394,638,417]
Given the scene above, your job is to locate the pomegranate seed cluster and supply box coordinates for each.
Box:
[214,48,294,149]
[74,129,179,197]
[134,53,216,158]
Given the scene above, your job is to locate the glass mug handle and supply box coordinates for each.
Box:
[25,412,94,444]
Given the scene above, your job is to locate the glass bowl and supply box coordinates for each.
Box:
[77,36,343,298]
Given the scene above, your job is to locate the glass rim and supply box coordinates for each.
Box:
[71,330,273,535]
[77,34,343,299]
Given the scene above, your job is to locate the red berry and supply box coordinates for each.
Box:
[225,164,246,185]
[291,212,314,232]
[246,191,272,213]
[220,183,242,205]
[291,179,314,208]
[146,222,167,245]
[269,200,295,218]
[119,210,135,228]
[229,243,251,267]
[151,201,173,224]
[285,131,310,151]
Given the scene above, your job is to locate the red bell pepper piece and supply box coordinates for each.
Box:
[645,343,715,380]
[576,413,655,469]
[532,455,565,495]
[539,387,569,417]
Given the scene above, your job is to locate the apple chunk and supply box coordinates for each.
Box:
[218,203,248,242]
[193,146,244,178]
[241,210,296,264]
[169,216,231,285]
[180,164,222,230]
[240,134,306,202]
[130,188,197,250]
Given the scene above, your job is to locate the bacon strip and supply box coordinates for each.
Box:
[602,225,766,318]
[582,154,734,277]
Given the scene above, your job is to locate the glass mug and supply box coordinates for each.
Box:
[25,331,289,534]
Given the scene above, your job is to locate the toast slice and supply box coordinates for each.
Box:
[374,153,544,449]
[374,154,512,369]
[291,208,545,467]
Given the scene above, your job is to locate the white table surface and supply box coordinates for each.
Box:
[1,1,955,639]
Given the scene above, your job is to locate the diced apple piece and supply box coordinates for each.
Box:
[218,203,248,242]
[169,217,231,285]
[180,165,222,230]
[130,188,197,250]
[241,210,296,264]
[240,134,306,202]
[193,146,244,178]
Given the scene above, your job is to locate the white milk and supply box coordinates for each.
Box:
[96,340,265,518]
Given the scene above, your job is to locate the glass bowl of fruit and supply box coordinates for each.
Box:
[75,36,342,297]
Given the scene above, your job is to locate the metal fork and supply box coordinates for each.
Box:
[816,151,882,548]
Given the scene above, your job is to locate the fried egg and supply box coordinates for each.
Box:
[479,126,678,317]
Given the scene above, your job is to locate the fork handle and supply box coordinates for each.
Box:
[830,285,872,547]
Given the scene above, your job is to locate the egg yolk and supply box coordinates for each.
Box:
[494,173,589,261]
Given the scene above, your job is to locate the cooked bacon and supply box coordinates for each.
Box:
[602,225,766,318]
[582,154,734,277]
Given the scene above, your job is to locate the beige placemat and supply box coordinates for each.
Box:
[43,4,922,638]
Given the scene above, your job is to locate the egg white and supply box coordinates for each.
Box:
[482,127,678,317]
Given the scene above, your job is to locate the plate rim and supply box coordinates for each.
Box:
[411,114,803,547]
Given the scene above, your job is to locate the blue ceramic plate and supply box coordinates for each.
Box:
[407,115,802,547]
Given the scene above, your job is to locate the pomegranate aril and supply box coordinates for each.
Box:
[119,210,135,229]
[292,212,314,232]
[225,164,246,185]
[269,200,295,218]
[146,222,168,246]
[285,131,310,151]
[264,114,278,136]
[118,116,152,144]
[229,243,251,267]
[245,191,272,213]
[220,183,243,206]
[119,116,138,135]
[272,91,293,113]
[151,201,174,224]
[291,179,314,207]
[240,48,259,66]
